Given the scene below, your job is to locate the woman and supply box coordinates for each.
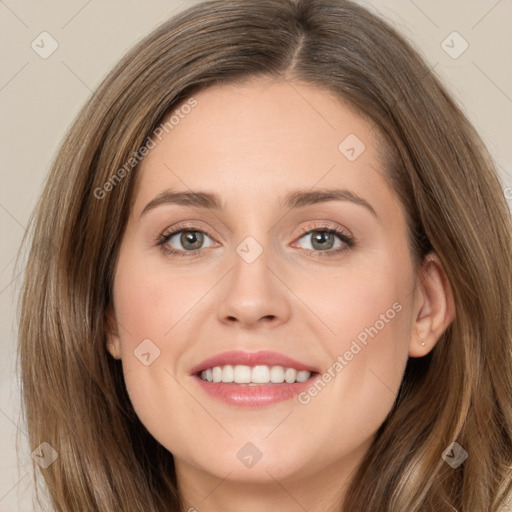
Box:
[18,0,512,510]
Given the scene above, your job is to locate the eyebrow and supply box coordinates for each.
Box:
[140,188,378,218]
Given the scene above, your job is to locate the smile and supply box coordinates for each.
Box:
[190,350,320,406]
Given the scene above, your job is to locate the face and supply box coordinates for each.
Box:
[107,77,451,502]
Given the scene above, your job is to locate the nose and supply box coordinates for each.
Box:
[216,243,292,329]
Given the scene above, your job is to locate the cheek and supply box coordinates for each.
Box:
[299,256,412,439]
[112,253,209,352]
[308,252,410,353]
[110,253,223,454]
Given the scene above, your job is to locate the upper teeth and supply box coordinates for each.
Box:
[199,365,312,384]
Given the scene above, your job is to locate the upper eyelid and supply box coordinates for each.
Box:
[162,221,350,234]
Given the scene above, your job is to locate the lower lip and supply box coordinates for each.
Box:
[192,374,319,407]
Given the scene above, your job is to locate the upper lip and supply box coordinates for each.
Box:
[190,350,320,375]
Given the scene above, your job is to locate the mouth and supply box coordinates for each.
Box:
[190,350,320,406]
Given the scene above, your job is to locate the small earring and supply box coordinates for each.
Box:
[421,340,426,346]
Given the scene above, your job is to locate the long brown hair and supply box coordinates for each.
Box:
[17,0,512,510]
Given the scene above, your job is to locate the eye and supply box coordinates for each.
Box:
[157,225,217,257]
[156,222,355,258]
[292,224,355,257]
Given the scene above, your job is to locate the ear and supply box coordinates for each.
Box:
[105,306,122,360]
[408,251,456,357]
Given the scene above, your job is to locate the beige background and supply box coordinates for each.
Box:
[1,0,511,510]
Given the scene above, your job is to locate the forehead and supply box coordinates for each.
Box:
[132,78,397,218]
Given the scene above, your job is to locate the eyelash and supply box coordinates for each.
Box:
[156,222,355,258]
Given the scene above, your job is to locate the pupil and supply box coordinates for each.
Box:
[312,231,333,250]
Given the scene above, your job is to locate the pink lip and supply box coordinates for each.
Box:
[189,350,319,375]
[192,376,320,407]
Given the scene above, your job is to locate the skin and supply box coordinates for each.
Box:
[107,77,455,512]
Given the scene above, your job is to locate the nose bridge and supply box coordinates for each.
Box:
[236,234,272,285]
[231,231,275,301]
[216,229,291,326]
